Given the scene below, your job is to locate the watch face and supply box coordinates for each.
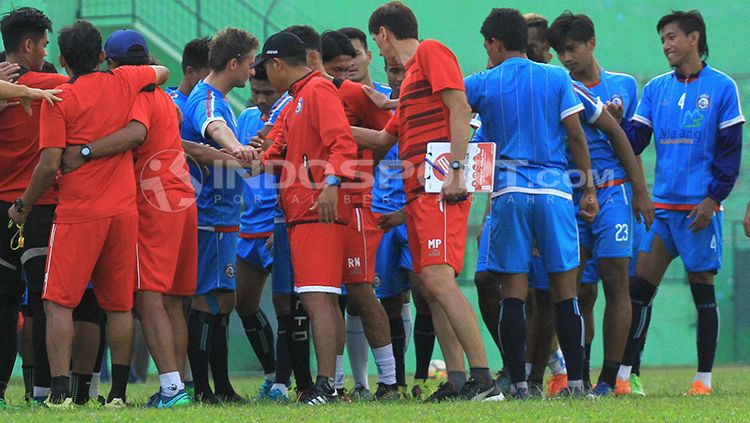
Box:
[81,146,91,156]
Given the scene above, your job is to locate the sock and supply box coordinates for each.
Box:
[447,371,466,392]
[210,313,234,396]
[334,355,345,390]
[0,307,19,392]
[187,309,214,399]
[270,383,288,395]
[389,317,406,386]
[373,344,397,385]
[547,348,567,375]
[108,364,130,402]
[159,371,184,397]
[525,362,532,380]
[690,283,719,374]
[632,336,646,376]
[554,298,585,383]
[598,359,619,387]
[33,386,50,399]
[498,298,526,384]
[514,381,528,391]
[314,375,333,393]
[89,372,101,399]
[240,310,276,376]
[183,361,193,385]
[50,375,70,402]
[694,371,712,389]
[274,314,292,385]
[617,365,632,382]
[413,313,435,381]
[622,277,657,366]
[30,293,50,394]
[583,343,592,386]
[470,367,492,385]
[345,313,369,389]
[289,296,313,390]
[22,365,34,399]
[401,303,412,353]
[71,372,92,405]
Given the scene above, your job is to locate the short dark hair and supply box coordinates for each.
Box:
[208,27,259,72]
[283,25,321,53]
[1,7,52,54]
[480,8,527,53]
[547,11,595,52]
[251,64,268,81]
[657,10,708,59]
[57,20,102,74]
[368,1,418,40]
[321,30,356,63]
[181,36,210,72]
[339,26,367,50]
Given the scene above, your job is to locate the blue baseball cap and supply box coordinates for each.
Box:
[104,29,149,60]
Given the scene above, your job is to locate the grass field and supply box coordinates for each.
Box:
[2,366,750,422]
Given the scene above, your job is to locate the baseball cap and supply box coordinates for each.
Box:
[104,29,149,60]
[251,31,307,68]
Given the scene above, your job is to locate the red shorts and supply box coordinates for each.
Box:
[136,192,198,296]
[405,194,470,274]
[343,208,384,284]
[289,222,346,294]
[44,211,138,312]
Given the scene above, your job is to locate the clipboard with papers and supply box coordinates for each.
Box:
[424,142,496,193]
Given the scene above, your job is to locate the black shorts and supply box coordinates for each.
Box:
[21,204,55,294]
[0,200,24,302]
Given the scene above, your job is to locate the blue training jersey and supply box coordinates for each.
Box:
[183,80,244,227]
[371,81,407,214]
[265,94,293,222]
[236,106,277,235]
[464,57,583,197]
[633,65,745,206]
[588,69,639,121]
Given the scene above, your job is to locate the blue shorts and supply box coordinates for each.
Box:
[475,214,491,273]
[272,222,294,294]
[196,230,238,296]
[374,224,412,299]
[528,255,550,290]
[580,218,646,284]
[575,184,634,260]
[488,193,579,274]
[641,209,723,274]
[237,237,273,271]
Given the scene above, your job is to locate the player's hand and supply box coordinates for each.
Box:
[250,131,273,151]
[631,187,654,230]
[531,246,541,257]
[377,208,406,231]
[743,202,750,238]
[60,145,85,174]
[311,185,338,223]
[20,88,62,115]
[8,205,28,225]
[362,84,396,109]
[264,233,274,253]
[232,145,260,162]
[439,169,468,205]
[0,99,20,113]
[0,61,20,82]
[578,189,599,222]
[605,101,624,122]
[687,197,717,232]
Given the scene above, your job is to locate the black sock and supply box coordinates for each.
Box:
[413,313,435,380]
[107,364,130,402]
[274,314,292,385]
[240,310,276,376]
[554,298,584,382]
[498,298,526,384]
[622,277,657,366]
[71,372,92,405]
[50,375,70,402]
[210,313,235,396]
[0,308,18,392]
[314,375,333,393]
[289,296,313,390]
[632,335,647,376]
[22,365,34,399]
[690,283,719,373]
[389,316,406,386]
[598,359,619,387]
[31,296,50,393]
[583,343,592,386]
[470,367,492,386]
[187,309,214,399]
[94,323,107,373]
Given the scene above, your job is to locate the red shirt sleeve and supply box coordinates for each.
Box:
[384,110,400,137]
[418,40,465,94]
[39,95,68,149]
[114,65,157,96]
[341,81,391,130]
[310,82,358,179]
[128,91,154,130]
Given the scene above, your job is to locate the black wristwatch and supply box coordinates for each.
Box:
[80,144,93,162]
[450,160,464,171]
[13,198,25,213]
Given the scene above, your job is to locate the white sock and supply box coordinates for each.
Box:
[401,303,412,353]
[159,371,184,397]
[270,383,288,394]
[89,372,100,398]
[183,361,193,383]
[694,372,712,388]
[525,362,532,380]
[547,347,567,375]
[33,386,50,399]
[373,344,397,385]
[617,365,632,382]
[335,354,345,389]
[345,313,369,389]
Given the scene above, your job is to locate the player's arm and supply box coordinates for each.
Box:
[0,80,62,115]
[60,121,147,174]
[362,84,398,109]
[8,148,62,224]
[182,140,256,172]
[564,113,598,221]
[351,126,397,150]
[204,120,258,163]
[440,88,471,203]
[593,109,654,229]
[150,65,170,86]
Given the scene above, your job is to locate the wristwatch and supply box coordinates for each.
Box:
[324,175,341,187]
[80,144,93,162]
[450,160,464,171]
[13,198,25,213]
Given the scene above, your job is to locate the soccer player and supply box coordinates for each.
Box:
[256,31,359,404]
[339,26,392,96]
[166,37,210,113]
[619,10,744,396]
[321,30,355,80]
[7,19,169,407]
[354,1,501,401]
[463,7,599,398]
[181,27,259,404]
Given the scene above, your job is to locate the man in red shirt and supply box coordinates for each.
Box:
[353,1,500,401]
[256,31,358,404]
[8,20,169,407]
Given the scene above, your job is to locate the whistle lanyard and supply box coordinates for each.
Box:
[8,220,24,251]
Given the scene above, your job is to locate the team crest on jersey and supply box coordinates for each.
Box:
[696,94,710,110]
[295,98,304,114]
[610,95,623,106]
[224,263,236,278]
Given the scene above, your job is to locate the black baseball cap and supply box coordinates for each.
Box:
[251,31,307,68]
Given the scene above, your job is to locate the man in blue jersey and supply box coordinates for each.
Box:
[464,8,598,398]
[182,28,259,404]
[166,37,210,113]
[548,11,654,396]
[619,10,744,396]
